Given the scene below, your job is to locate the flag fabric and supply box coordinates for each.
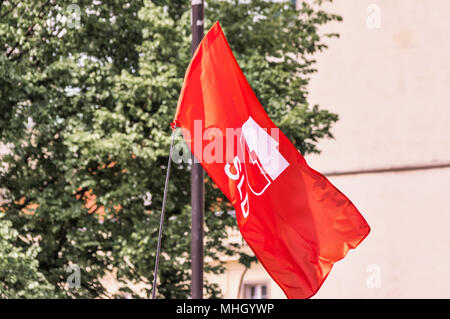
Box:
[173,22,370,299]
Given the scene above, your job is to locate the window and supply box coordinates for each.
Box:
[244,283,268,299]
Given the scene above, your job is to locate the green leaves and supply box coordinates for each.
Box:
[0,0,340,298]
[0,216,56,298]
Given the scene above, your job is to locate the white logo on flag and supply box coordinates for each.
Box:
[225,116,290,218]
[240,116,289,195]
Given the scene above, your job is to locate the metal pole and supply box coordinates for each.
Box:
[191,0,204,300]
[151,128,177,299]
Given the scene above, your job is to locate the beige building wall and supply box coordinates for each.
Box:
[208,0,450,299]
[206,229,287,299]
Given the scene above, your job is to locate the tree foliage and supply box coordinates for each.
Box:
[0,0,340,298]
[0,216,56,298]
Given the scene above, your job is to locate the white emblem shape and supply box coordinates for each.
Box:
[240,116,289,196]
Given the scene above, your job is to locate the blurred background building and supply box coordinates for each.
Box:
[207,0,450,298]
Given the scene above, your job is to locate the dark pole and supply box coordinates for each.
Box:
[191,0,204,299]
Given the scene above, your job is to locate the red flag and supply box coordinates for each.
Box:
[173,22,370,299]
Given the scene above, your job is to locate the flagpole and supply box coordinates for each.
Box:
[151,128,176,299]
[191,0,204,299]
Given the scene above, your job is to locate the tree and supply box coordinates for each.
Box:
[0,0,340,298]
[0,216,56,298]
